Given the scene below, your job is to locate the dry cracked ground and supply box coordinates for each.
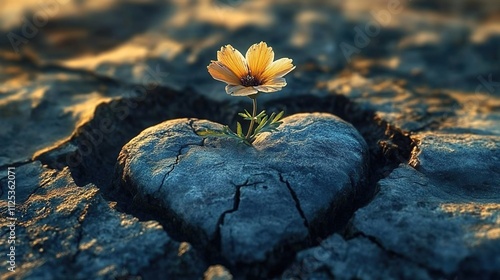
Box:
[0,0,499,279]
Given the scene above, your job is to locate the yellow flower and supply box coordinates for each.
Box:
[207,41,295,97]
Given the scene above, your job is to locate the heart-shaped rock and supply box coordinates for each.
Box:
[115,113,370,269]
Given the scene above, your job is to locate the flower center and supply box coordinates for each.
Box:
[240,74,260,87]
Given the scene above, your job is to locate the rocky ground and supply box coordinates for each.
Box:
[0,0,499,279]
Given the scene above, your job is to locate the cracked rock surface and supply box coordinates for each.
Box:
[284,161,500,279]
[1,0,500,278]
[0,161,206,280]
[115,113,370,273]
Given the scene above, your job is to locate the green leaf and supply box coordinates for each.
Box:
[195,130,210,136]
[248,110,285,139]
[251,116,266,136]
[197,124,253,145]
[223,125,238,137]
[269,112,277,122]
[273,111,284,122]
[196,129,226,137]
[200,109,285,146]
[258,116,269,129]
[236,122,243,137]
[256,110,267,118]
[239,109,253,120]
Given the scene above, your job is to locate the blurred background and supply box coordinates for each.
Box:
[0,0,499,165]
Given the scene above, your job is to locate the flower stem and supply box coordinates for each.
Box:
[245,97,257,141]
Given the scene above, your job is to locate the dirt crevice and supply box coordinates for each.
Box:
[31,86,417,277]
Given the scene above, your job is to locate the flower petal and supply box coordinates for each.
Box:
[245,41,274,79]
[261,58,295,83]
[225,85,258,96]
[207,61,241,85]
[262,77,286,87]
[217,44,248,79]
[254,78,287,93]
[254,85,282,93]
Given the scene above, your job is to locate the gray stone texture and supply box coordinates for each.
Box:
[116,113,370,267]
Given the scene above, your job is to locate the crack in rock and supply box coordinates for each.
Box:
[350,231,448,278]
[114,114,371,276]
[186,118,197,136]
[214,179,253,250]
[187,118,206,147]
[156,119,204,194]
[278,172,310,233]
[156,144,193,193]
